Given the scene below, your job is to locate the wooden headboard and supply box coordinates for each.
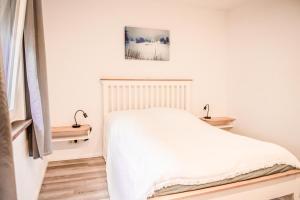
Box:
[100,77,193,117]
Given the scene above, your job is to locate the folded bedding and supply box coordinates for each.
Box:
[104,108,300,200]
[152,164,295,197]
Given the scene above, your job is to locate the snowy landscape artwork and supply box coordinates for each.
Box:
[125,26,170,61]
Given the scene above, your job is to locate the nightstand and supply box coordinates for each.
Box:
[200,117,235,130]
[51,124,92,142]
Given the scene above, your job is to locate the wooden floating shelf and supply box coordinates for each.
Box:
[200,117,235,126]
[51,124,92,142]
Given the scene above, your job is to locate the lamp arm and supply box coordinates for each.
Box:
[206,104,210,118]
[203,104,211,119]
[74,110,85,126]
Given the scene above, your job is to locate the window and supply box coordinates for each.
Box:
[0,0,27,110]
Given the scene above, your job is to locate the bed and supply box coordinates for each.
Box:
[101,78,300,200]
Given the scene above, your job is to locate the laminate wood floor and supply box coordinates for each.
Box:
[39,157,299,200]
[39,157,109,200]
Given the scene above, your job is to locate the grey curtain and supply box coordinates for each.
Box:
[0,35,17,200]
[23,0,52,158]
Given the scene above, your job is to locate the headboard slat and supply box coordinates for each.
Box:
[101,78,192,117]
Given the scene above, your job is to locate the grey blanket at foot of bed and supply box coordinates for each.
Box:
[152,164,295,198]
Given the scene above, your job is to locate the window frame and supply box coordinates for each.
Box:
[5,0,27,112]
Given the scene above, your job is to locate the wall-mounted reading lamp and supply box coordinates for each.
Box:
[203,104,211,119]
[72,109,88,128]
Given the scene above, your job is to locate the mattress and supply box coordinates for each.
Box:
[104,108,300,200]
[152,164,295,197]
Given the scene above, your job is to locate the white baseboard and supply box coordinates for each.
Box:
[47,152,102,162]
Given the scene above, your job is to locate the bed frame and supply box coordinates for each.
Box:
[100,77,300,200]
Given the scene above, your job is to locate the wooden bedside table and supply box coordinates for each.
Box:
[200,117,235,130]
[51,124,92,142]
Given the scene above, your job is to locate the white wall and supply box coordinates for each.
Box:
[11,55,47,200]
[13,134,47,200]
[42,0,300,161]
[228,0,300,158]
[42,0,229,160]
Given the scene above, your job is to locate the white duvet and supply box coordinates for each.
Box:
[104,108,300,200]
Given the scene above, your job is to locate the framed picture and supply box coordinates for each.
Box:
[125,26,170,61]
